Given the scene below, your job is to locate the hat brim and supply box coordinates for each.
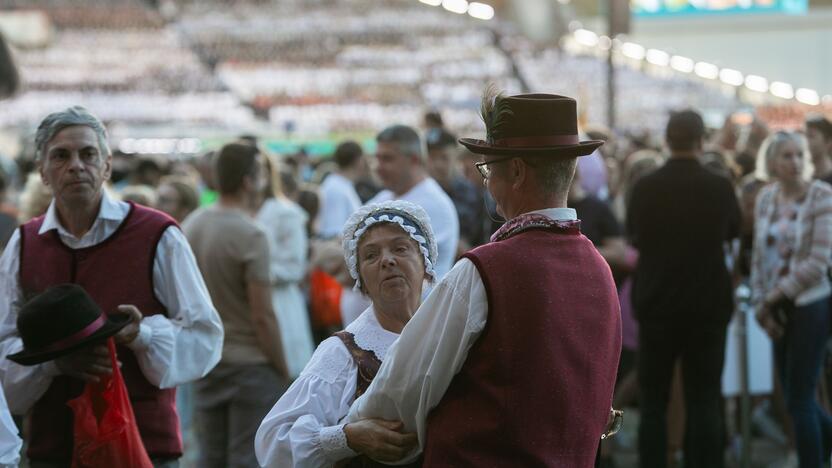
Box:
[8,313,131,366]
[459,138,604,158]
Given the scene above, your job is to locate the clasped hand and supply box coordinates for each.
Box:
[344,418,418,463]
[54,305,143,382]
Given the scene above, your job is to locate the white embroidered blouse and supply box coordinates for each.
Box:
[254,306,399,467]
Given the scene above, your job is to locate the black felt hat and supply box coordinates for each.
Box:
[459,88,603,158]
[8,284,130,366]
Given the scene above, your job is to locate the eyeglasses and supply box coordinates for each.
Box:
[474,156,515,179]
[474,156,538,179]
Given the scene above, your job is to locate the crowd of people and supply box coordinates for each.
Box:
[0,86,828,468]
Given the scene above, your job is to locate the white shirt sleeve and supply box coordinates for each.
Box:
[0,386,21,467]
[255,337,359,468]
[346,258,487,464]
[125,226,224,388]
[0,230,62,415]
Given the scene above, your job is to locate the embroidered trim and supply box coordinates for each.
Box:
[346,309,397,361]
[490,213,581,243]
[319,424,356,461]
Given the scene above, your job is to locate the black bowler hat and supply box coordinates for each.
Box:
[459,87,603,158]
[8,284,130,366]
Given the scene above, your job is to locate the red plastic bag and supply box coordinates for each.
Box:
[309,268,343,329]
[67,338,153,468]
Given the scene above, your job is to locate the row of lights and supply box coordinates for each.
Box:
[418,0,495,20]
[572,28,828,107]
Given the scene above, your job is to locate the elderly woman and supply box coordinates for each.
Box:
[255,200,436,467]
[751,131,832,468]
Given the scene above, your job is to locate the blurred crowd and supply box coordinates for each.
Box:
[0,106,829,467]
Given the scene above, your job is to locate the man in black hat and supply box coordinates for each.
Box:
[627,109,740,468]
[0,106,223,467]
[346,88,622,466]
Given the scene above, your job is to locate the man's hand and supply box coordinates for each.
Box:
[113,305,143,345]
[343,419,418,462]
[54,343,111,382]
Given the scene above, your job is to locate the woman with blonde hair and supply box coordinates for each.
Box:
[256,153,315,378]
[751,131,832,468]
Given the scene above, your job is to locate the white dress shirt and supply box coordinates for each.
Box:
[347,208,577,464]
[255,307,398,468]
[0,191,224,415]
[317,173,362,239]
[367,177,459,281]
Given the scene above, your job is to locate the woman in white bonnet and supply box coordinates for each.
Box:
[255,200,437,467]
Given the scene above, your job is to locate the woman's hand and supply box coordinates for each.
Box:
[343,418,418,462]
[756,306,784,340]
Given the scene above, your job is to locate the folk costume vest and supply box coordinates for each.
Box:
[19,203,182,461]
[422,215,622,467]
[335,331,421,468]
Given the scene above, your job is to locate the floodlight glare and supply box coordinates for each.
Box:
[770,81,795,99]
[795,88,820,106]
[670,56,694,73]
[468,2,495,20]
[442,0,469,14]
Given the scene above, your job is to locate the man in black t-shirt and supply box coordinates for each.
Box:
[627,110,740,468]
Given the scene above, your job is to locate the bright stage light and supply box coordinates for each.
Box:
[769,81,794,99]
[442,0,469,14]
[694,62,719,80]
[744,75,768,93]
[573,29,599,47]
[645,49,669,66]
[468,2,495,20]
[621,42,646,60]
[718,68,743,86]
[795,88,820,106]
[669,56,694,73]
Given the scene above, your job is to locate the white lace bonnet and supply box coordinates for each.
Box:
[342,200,438,291]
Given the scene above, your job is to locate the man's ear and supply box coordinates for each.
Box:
[102,154,113,182]
[38,157,48,186]
[511,158,527,191]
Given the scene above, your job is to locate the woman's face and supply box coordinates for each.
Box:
[771,139,804,183]
[358,223,426,306]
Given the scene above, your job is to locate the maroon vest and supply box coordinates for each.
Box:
[423,227,621,467]
[19,202,182,461]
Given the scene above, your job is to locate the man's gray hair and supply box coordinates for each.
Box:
[526,156,577,196]
[376,125,424,162]
[35,106,110,161]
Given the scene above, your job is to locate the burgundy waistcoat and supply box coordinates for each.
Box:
[422,227,621,468]
[19,202,182,461]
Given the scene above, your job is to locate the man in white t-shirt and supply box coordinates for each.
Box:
[367,125,459,280]
[316,141,364,239]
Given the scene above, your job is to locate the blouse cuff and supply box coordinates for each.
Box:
[320,424,357,462]
[126,323,153,352]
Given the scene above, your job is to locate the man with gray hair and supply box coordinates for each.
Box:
[0,106,223,467]
[348,91,621,466]
[367,124,458,280]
